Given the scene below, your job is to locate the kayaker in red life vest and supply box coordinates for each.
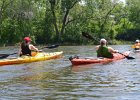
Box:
[95,38,118,58]
[19,37,41,56]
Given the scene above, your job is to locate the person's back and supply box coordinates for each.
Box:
[21,42,31,56]
[97,45,113,58]
[96,38,118,58]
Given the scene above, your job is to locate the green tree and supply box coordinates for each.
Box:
[47,0,81,43]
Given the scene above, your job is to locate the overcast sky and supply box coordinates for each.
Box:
[120,0,125,3]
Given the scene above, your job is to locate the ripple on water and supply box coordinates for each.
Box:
[0,45,139,100]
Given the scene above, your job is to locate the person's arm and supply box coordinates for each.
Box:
[29,44,43,52]
[29,44,39,51]
[18,44,22,56]
[95,45,100,51]
[108,47,118,53]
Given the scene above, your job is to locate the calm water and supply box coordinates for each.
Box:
[0,45,139,100]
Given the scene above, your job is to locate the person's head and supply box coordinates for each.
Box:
[100,38,107,45]
[24,37,31,43]
[135,40,139,43]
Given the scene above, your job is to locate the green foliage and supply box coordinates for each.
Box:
[116,29,140,41]
[0,0,140,46]
[127,0,140,28]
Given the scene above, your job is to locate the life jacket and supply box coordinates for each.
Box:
[21,43,31,56]
[97,45,113,58]
[134,43,140,50]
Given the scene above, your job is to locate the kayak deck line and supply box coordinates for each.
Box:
[0,51,63,66]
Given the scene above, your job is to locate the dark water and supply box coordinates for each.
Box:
[0,45,139,100]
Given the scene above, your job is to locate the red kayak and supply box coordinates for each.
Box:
[69,51,131,66]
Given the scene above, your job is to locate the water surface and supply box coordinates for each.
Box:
[0,45,139,100]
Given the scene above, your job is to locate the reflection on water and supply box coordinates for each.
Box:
[0,45,139,100]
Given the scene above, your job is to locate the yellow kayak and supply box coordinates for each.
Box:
[0,51,63,66]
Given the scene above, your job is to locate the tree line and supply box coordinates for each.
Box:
[0,0,139,46]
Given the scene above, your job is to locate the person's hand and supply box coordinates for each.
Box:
[115,50,118,53]
[38,50,43,52]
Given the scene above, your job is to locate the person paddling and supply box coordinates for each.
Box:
[96,38,118,58]
[19,37,41,56]
[134,40,140,50]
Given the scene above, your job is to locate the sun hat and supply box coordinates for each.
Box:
[100,38,107,44]
[135,40,139,43]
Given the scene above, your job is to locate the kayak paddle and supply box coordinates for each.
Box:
[0,44,59,59]
[117,52,135,59]
[82,32,99,42]
[0,53,17,59]
[82,32,135,60]
[42,44,59,49]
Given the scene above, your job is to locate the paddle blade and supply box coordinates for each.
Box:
[118,52,135,60]
[0,55,9,59]
[125,56,135,59]
[82,32,94,40]
[45,44,59,49]
[0,53,17,59]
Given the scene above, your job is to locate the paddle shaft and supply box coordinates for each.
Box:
[0,52,17,56]
[41,44,59,49]
[0,53,18,59]
[82,32,99,42]
[82,32,135,59]
[117,52,135,59]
